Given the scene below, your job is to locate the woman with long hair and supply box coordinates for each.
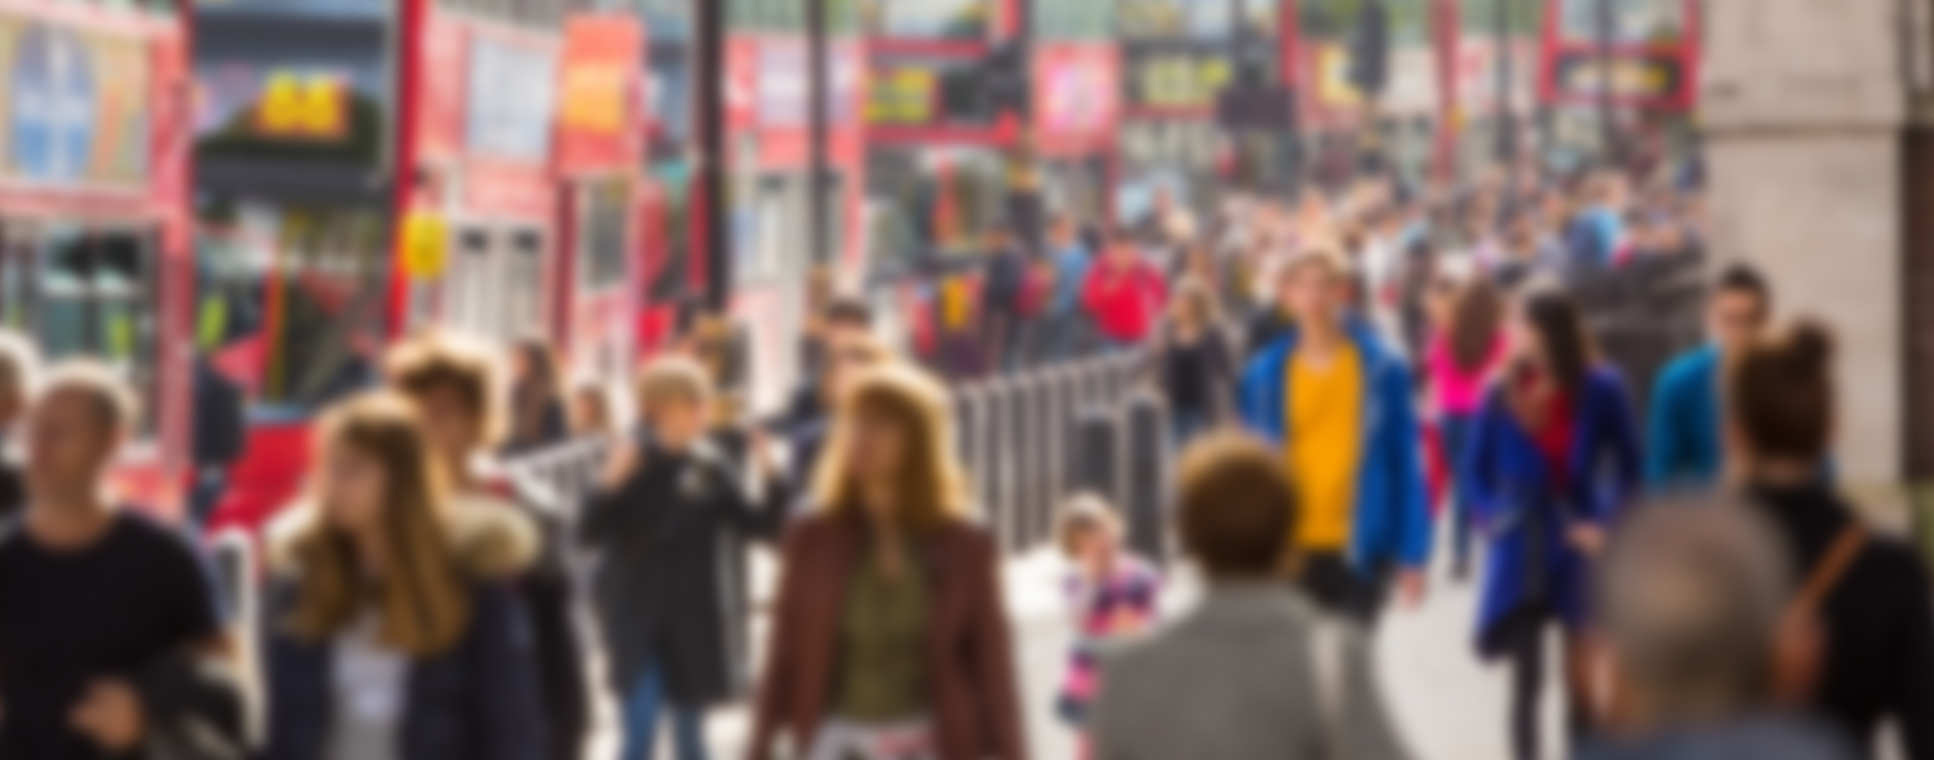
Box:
[1729,323,1933,759]
[1425,273,1509,580]
[1151,276,1234,445]
[749,364,1024,760]
[499,337,567,457]
[1460,289,1640,760]
[261,392,545,760]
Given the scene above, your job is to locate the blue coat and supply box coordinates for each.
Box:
[259,580,548,760]
[1236,322,1432,574]
[1645,344,1723,490]
[1460,366,1641,656]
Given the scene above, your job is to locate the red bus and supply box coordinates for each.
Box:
[0,0,195,517]
[1537,0,1700,113]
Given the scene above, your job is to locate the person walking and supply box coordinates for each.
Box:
[1577,502,1854,760]
[387,337,591,760]
[1051,493,1161,739]
[0,330,34,522]
[1237,249,1432,625]
[1042,214,1095,361]
[980,224,1030,372]
[1081,229,1166,349]
[1729,323,1934,759]
[748,363,1024,760]
[1424,275,1509,580]
[500,337,569,457]
[1150,277,1235,445]
[1646,263,1772,491]
[1090,433,1412,760]
[260,392,547,760]
[584,356,790,760]
[1459,289,1642,760]
[0,363,244,759]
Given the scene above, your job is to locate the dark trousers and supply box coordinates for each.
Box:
[1497,608,1589,760]
[1299,551,1389,626]
[1439,412,1477,577]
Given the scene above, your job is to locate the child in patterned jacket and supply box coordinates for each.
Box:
[1054,493,1162,737]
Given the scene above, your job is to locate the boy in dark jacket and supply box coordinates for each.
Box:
[583,356,788,760]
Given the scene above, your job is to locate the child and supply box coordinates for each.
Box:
[1055,493,1161,733]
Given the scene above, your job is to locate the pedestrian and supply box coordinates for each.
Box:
[0,329,35,522]
[1424,274,1509,581]
[1237,249,1432,625]
[569,378,616,438]
[260,392,547,760]
[1459,288,1642,760]
[1242,261,1296,359]
[981,224,1030,372]
[771,297,878,488]
[1728,322,1934,759]
[0,362,245,760]
[1576,502,1854,760]
[1042,214,1095,361]
[583,356,789,760]
[1090,432,1412,760]
[190,352,246,527]
[1052,492,1161,737]
[1150,277,1235,445]
[386,336,591,760]
[1646,263,1772,491]
[1081,228,1166,349]
[748,363,1024,760]
[500,337,569,457]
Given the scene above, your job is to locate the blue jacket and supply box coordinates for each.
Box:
[1237,321,1432,573]
[1645,344,1723,490]
[260,580,548,760]
[1460,366,1641,656]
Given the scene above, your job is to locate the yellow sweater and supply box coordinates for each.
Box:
[1286,345,1363,552]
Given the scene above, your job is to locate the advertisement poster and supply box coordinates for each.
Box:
[556,14,642,172]
[1034,43,1121,156]
[466,29,557,163]
[0,15,150,187]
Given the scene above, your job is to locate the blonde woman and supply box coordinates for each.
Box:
[750,364,1024,760]
[261,392,545,760]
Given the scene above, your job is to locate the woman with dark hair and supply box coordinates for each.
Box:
[499,338,568,457]
[749,364,1023,760]
[1460,289,1641,760]
[1151,277,1235,445]
[1730,322,1934,759]
[1424,275,1509,580]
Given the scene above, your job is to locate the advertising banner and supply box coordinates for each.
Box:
[466,28,557,163]
[555,13,642,173]
[194,16,388,170]
[0,14,151,187]
[1033,42,1121,156]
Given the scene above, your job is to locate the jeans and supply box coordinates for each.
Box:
[621,659,709,760]
[1439,413,1476,576]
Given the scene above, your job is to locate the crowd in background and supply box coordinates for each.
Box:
[0,148,1929,760]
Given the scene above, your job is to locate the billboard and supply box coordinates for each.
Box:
[0,15,151,187]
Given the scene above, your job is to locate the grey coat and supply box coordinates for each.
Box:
[1091,584,1412,760]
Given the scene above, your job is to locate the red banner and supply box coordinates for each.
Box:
[1033,43,1122,157]
[416,8,466,163]
[554,13,643,173]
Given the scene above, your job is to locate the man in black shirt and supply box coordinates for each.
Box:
[0,362,241,759]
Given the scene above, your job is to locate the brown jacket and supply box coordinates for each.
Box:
[748,512,1026,760]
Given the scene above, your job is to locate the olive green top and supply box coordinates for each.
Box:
[832,541,932,721]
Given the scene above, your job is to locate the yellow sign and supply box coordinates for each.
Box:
[255,71,349,140]
[400,211,448,280]
[866,67,937,126]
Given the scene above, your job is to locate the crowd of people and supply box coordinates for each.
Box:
[0,152,1928,760]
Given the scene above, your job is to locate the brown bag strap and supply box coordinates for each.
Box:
[1791,525,1867,617]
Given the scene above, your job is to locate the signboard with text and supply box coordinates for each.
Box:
[1033,42,1121,156]
[465,29,557,162]
[556,13,643,172]
[0,15,151,187]
[194,17,388,170]
[1121,41,1231,115]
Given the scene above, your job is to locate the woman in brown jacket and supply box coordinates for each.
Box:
[749,363,1025,760]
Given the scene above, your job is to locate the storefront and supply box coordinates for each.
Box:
[0,2,192,513]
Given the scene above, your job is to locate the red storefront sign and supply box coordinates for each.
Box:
[1033,42,1121,157]
[416,7,466,164]
[555,13,643,173]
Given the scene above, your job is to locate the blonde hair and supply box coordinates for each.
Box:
[811,363,972,528]
[0,328,38,405]
[384,332,504,444]
[1054,492,1121,557]
[280,392,471,657]
[635,354,714,420]
[38,360,139,435]
[1168,276,1221,328]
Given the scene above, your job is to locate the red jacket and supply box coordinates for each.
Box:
[749,512,1026,760]
[1081,257,1165,343]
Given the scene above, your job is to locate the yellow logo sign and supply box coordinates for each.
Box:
[255,71,348,140]
[400,211,449,280]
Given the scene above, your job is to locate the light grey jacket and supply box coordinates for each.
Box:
[1090,584,1413,760]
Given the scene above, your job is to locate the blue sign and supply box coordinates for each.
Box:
[10,23,95,183]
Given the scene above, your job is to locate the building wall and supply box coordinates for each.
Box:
[1701,0,1912,486]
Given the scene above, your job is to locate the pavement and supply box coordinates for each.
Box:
[584,533,1568,760]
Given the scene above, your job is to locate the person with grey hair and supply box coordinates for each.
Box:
[1576,502,1853,760]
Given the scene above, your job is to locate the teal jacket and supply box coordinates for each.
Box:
[1237,321,1433,573]
[1645,344,1722,490]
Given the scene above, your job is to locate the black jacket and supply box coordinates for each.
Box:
[481,474,590,760]
[1749,481,1934,759]
[258,580,547,760]
[578,440,788,704]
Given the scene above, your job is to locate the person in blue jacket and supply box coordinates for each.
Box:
[1460,289,1641,760]
[1237,249,1432,625]
[1646,263,1771,491]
